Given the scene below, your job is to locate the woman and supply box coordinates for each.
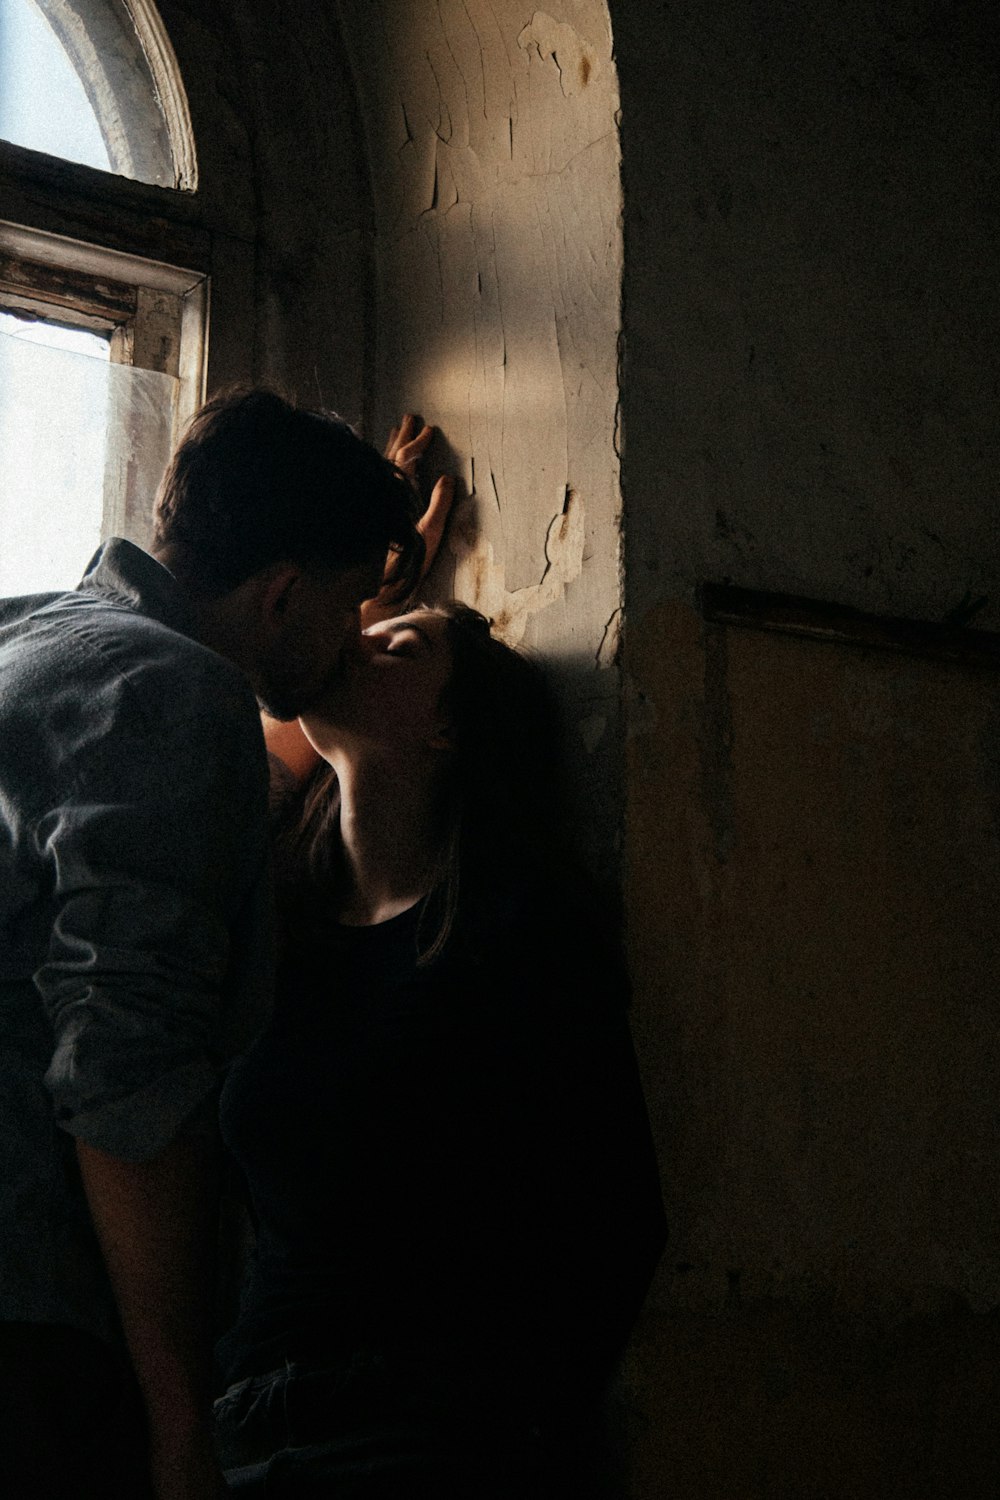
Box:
[214,599,666,1498]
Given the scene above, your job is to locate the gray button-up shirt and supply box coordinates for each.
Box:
[0,540,271,1342]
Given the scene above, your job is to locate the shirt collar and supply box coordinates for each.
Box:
[76,538,198,639]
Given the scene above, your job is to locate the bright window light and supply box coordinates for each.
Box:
[0,309,111,359]
[0,0,111,170]
[0,312,111,595]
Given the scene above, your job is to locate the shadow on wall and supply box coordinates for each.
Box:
[625,596,1000,1499]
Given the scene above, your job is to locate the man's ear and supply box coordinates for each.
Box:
[259,564,303,627]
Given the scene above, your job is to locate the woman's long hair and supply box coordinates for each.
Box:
[274,603,581,963]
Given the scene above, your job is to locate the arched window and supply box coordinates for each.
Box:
[0,0,196,187]
[0,0,204,594]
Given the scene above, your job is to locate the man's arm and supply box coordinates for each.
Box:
[35,643,269,1500]
[76,1129,226,1500]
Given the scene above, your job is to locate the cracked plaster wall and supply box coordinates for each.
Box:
[334,0,625,858]
[615,0,998,631]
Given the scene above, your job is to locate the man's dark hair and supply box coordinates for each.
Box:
[152,387,424,595]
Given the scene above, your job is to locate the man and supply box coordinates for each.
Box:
[0,389,442,1498]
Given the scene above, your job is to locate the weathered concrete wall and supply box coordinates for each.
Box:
[615,0,998,630]
[626,607,1000,1494]
[614,0,1000,1493]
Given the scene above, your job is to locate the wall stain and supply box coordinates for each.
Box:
[450,486,586,644]
[517,12,599,99]
[700,621,736,863]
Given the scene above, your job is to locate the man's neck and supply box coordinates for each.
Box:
[151,544,259,678]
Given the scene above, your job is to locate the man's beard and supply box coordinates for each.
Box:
[256,654,347,723]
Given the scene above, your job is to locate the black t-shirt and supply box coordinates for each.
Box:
[217,888,665,1401]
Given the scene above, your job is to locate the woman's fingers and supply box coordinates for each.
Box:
[384,413,416,460]
[387,413,433,478]
[359,466,456,629]
[381,411,455,584]
[417,475,455,577]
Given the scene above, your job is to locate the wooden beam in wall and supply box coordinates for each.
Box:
[701,583,1000,670]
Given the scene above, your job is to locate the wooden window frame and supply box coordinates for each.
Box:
[0,219,208,552]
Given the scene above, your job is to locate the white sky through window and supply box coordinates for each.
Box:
[0,0,111,169]
[0,310,110,359]
[0,313,111,594]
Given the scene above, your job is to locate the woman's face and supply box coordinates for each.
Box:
[300,609,454,756]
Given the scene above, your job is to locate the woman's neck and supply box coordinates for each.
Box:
[323,746,447,925]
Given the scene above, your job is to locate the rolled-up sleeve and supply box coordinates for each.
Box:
[33,645,268,1162]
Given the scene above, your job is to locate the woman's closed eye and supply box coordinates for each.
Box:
[386,626,431,656]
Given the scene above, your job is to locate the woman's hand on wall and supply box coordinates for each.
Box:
[362,414,455,627]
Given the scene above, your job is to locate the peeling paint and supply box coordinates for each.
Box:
[449,484,586,644]
[337,0,621,647]
[517,11,599,99]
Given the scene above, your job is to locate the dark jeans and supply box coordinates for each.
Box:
[214,1350,556,1498]
[0,1321,151,1500]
